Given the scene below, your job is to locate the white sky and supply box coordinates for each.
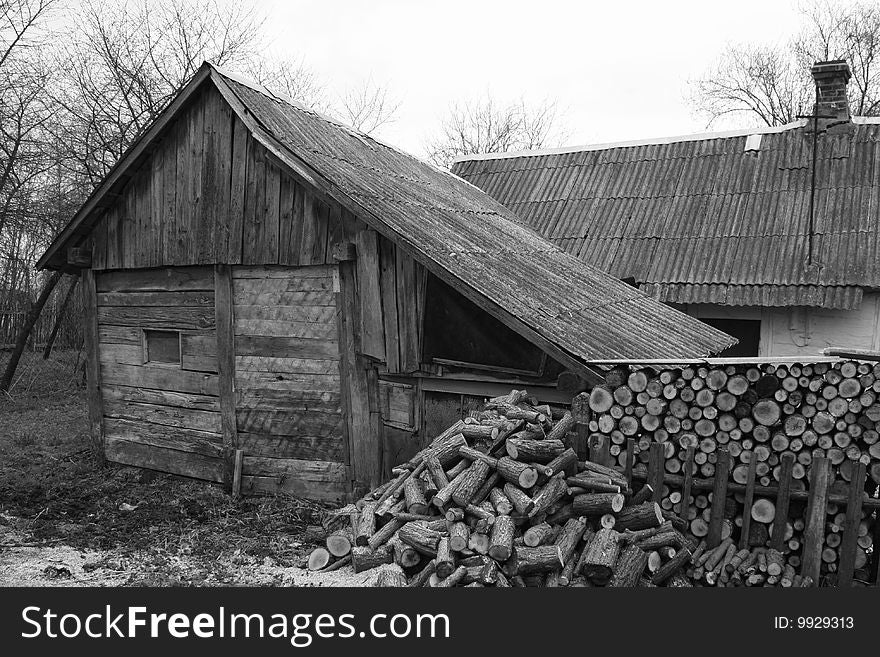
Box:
[257,0,803,157]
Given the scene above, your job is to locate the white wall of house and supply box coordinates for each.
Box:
[686,292,880,357]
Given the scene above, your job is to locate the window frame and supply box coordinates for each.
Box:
[141,328,183,367]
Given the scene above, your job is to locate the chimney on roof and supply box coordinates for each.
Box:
[811,60,851,125]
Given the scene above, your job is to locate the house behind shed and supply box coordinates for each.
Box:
[38,63,733,502]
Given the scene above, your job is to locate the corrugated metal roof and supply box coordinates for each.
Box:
[452,123,880,310]
[214,69,734,361]
[37,64,736,363]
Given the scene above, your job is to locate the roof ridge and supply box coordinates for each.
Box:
[452,119,813,164]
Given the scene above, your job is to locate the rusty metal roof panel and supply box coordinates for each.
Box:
[453,122,880,309]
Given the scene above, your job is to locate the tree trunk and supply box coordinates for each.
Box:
[0,269,63,392]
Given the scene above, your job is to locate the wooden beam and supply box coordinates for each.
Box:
[770,453,795,551]
[738,457,758,551]
[707,447,730,549]
[836,461,866,587]
[214,265,238,491]
[801,457,831,585]
[81,269,105,464]
[232,449,244,499]
[648,442,665,504]
[679,446,695,522]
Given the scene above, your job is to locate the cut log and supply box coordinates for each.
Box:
[489,487,514,515]
[435,537,455,578]
[390,536,421,568]
[615,502,664,531]
[506,438,565,463]
[514,545,564,575]
[572,492,625,516]
[403,476,429,515]
[435,565,468,587]
[451,459,491,507]
[519,522,549,547]
[546,448,578,478]
[609,543,648,587]
[326,532,353,558]
[488,515,515,561]
[752,399,782,426]
[503,483,535,515]
[449,521,470,552]
[375,566,408,587]
[356,502,378,547]
[399,522,442,556]
[581,528,622,585]
[589,385,614,413]
[308,547,331,571]
[750,498,776,524]
[352,545,393,573]
[528,473,568,518]
[497,457,539,489]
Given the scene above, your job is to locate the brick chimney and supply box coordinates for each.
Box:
[811,60,851,124]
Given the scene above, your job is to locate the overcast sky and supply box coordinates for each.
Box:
[257,0,803,157]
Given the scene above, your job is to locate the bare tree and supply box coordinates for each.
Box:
[338,78,399,134]
[425,94,565,168]
[691,0,880,127]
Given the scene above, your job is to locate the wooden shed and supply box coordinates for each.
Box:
[37,63,733,501]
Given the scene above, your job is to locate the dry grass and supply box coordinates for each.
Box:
[0,350,337,586]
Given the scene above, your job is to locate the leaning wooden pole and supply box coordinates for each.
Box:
[0,269,63,392]
[42,275,78,359]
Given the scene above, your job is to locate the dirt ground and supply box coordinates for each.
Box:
[0,350,375,587]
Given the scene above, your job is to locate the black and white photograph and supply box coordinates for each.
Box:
[1,0,878,648]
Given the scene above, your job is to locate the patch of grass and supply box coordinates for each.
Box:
[1,351,336,585]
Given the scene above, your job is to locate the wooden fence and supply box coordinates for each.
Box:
[577,358,879,586]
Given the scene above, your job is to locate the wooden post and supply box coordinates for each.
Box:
[707,447,730,549]
[214,265,238,492]
[801,457,831,585]
[571,392,590,461]
[624,437,634,494]
[79,269,105,464]
[679,446,695,522]
[738,457,758,550]
[836,462,866,587]
[232,449,244,499]
[589,433,611,467]
[770,453,795,551]
[648,442,665,504]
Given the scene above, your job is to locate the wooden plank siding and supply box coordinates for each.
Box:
[90,86,345,273]
[95,268,224,483]
[232,265,349,501]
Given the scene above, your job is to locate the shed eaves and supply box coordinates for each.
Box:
[37,63,736,363]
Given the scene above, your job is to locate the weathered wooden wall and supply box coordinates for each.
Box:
[232,265,349,501]
[89,86,355,271]
[96,267,224,482]
[82,84,567,500]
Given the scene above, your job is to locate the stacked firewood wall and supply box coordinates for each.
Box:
[589,360,879,586]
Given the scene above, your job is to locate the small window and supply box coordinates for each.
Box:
[144,330,181,365]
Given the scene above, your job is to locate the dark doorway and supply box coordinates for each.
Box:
[700,318,761,357]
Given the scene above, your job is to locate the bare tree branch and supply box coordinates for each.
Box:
[424,93,567,168]
[691,0,880,127]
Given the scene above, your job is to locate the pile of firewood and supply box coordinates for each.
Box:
[588,360,879,583]
[309,390,701,587]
